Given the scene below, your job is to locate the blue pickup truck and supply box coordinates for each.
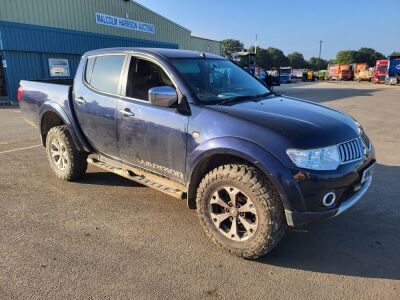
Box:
[19,48,375,258]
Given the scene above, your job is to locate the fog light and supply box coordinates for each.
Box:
[322,192,336,207]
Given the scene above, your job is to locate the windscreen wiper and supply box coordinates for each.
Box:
[219,92,272,105]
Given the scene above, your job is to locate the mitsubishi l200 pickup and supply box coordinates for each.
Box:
[19,48,376,258]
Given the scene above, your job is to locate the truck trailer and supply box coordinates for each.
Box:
[385,56,400,85]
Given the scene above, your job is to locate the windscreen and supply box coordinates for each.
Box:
[280,69,291,75]
[170,58,270,103]
[377,65,387,71]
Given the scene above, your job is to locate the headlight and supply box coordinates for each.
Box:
[286,145,340,170]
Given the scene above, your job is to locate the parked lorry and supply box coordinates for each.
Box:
[279,67,292,83]
[351,63,368,80]
[292,69,304,80]
[19,48,376,259]
[302,70,316,82]
[230,51,257,75]
[355,68,373,82]
[385,56,400,85]
[329,64,352,80]
[328,64,340,80]
[372,59,388,83]
[318,70,329,80]
[339,64,352,80]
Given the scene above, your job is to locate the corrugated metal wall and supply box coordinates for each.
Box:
[0,21,178,101]
[0,0,191,49]
[190,36,221,55]
[0,21,178,54]
[0,0,223,101]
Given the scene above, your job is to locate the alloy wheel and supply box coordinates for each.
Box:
[50,137,68,171]
[209,186,258,241]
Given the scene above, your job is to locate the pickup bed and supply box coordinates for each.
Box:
[19,47,376,258]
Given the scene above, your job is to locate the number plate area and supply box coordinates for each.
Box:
[361,163,375,184]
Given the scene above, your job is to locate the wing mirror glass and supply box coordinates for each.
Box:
[148,86,178,108]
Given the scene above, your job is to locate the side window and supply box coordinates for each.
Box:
[125,58,174,101]
[89,55,125,95]
[84,57,96,84]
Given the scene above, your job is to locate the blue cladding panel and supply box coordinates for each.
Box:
[0,21,178,53]
[0,21,178,101]
[2,51,81,101]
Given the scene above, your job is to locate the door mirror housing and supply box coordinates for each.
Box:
[148,86,178,108]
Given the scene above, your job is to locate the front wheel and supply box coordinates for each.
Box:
[46,125,88,181]
[196,164,286,259]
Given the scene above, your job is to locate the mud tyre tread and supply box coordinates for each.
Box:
[45,125,87,181]
[196,164,286,259]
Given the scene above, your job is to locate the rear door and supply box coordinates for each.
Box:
[74,54,127,157]
[116,55,188,182]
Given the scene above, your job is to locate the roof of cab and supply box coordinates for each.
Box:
[84,47,224,60]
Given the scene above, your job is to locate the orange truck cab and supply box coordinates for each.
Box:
[339,64,352,80]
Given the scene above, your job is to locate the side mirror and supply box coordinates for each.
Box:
[148,86,178,108]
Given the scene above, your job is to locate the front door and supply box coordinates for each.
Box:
[117,56,188,182]
[74,54,127,157]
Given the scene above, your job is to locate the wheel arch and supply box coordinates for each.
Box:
[39,102,90,152]
[186,137,303,212]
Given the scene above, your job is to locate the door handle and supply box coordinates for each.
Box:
[119,108,135,117]
[75,96,86,104]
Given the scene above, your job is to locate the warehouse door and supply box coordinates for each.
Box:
[0,55,8,97]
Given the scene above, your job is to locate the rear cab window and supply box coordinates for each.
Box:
[84,54,126,95]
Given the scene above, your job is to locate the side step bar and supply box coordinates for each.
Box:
[87,156,186,200]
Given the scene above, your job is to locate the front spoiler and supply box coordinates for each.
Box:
[285,176,373,227]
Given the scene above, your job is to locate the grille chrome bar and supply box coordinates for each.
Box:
[338,138,364,164]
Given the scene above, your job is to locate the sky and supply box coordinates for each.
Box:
[135,0,399,60]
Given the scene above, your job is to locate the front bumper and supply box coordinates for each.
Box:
[285,175,372,227]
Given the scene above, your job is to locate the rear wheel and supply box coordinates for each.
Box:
[196,164,286,259]
[46,125,87,181]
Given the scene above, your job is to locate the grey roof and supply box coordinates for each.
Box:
[84,47,224,59]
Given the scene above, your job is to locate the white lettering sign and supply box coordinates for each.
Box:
[95,13,155,34]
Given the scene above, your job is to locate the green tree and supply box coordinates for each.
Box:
[266,47,289,68]
[248,46,273,69]
[307,57,328,70]
[356,47,385,66]
[336,50,359,64]
[390,51,400,56]
[256,48,273,70]
[221,39,244,57]
[287,52,307,69]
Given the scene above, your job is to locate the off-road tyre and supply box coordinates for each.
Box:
[46,125,87,181]
[196,164,286,259]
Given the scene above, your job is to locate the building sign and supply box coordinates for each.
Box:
[48,58,70,77]
[2,60,7,68]
[95,13,155,34]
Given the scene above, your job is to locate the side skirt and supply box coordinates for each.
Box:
[87,154,187,200]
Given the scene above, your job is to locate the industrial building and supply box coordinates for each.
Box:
[0,0,221,103]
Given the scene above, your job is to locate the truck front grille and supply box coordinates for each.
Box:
[338,138,363,163]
